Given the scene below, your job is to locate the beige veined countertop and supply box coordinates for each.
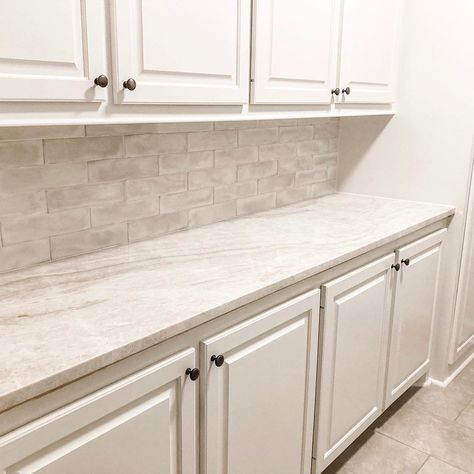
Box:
[0,192,455,413]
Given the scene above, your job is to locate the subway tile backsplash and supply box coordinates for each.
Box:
[0,118,339,273]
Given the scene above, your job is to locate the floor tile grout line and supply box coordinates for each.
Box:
[374,429,431,457]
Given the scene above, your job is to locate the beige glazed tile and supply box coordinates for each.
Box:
[125,133,187,157]
[259,143,297,161]
[0,163,87,196]
[238,127,279,146]
[214,181,257,203]
[0,125,84,141]
[2,208,90,244]
[189,201,236,227]
[214,146,258,167]
[237,161,277,181]
[44,136,123,163]
[236,192,276,216]
[158,151,213,175]
[91,198,157,226]
[0,240,50,273]
[128,211,188,242]
[376,403,474,472]
[160,188,213,214]
[0,192,46,217]
[323,432,428,474]
[0,140,43,168]
[418,457,469,474]
[47,183,124,211]
[88,157,157,183]
[188,167,236,190]
[126,173,187,199]
[51,224,128,260]
[188,130,237,151]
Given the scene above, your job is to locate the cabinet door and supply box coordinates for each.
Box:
[385,230,446,408]
[336,0,400,104]
[251,0,338,104]
[0,349,197,473]
[315,254,394,473]
[201,290,320,474]
[111,0,251,104]
[0,0,107,102]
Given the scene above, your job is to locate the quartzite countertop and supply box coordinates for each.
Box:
[0,193,454,413]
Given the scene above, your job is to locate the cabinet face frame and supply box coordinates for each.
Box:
[110,0,251,105]
[385,229,446,407]
[200,290,320,474]
[0,0,107,103]
[251,0,339,104]
[334,0,401,105]
[0,348,198,473]
[315,253,395,473]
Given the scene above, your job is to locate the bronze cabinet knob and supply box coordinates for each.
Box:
[185,368,200,381]
[94,75,109,88]
[331,88,340,96]
[211,354,225,367]
[123,78,137,91]
[342,87,351,95]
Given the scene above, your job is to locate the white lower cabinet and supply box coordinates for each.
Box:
[315,230,446,473]
[201,290,320,474]
[314,254,394,472]
[385,229,446,407]
[0,348,198,474]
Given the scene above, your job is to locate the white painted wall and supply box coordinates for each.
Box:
[337,0,474,380]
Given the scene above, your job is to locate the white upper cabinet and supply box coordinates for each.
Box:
[110,0,251,104]
[336,0,400,104]
[0,0,107,102]
[201,291,320,474]
[251,0,338,104]
[385,230,446,407]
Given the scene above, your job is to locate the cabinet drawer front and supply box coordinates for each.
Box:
[316,254,394,472]
[0,349,197,474]
[111,0,251,104]
[385,229,446,407]
[0,0,107,102]
[201,290,320,474]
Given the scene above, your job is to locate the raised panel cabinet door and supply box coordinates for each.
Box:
[336,0,400,104]
[0,349,198,474]
[201,290,320,474]
[251,0,338,104]
[0,0,107,102]
[315,254,394,473]
[111,0,251,104]
[385,229,446,408]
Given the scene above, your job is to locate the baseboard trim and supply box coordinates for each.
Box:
[430,350,474,388]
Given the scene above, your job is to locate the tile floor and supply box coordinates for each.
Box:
[324,359,474,473]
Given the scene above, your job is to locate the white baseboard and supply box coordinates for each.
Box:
[429,350,474,388]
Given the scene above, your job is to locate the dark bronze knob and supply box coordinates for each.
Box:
[331,88,340,96]
[402,258,410,266]
[392,263,401,272]
[211,354,225,367]
[123,78,137,91]
[342,87,351,95]
[94,75,109,88]
[185,367,200,381]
